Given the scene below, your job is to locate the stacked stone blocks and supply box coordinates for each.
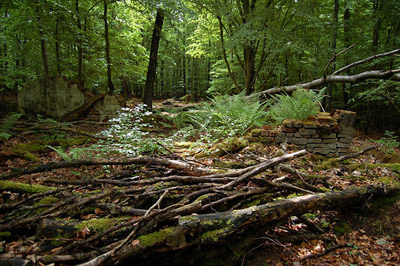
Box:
[248,110,356,156]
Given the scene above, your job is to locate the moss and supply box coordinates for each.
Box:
[0,181,55,194]
[75,217,129,233]
[333,222,352,236]
[196,137,249,158]
[0,231,12,240]
[315,158,338,170]
[56,137,90,148]
[33,196,59,214]
[250,129,263,136]
[174,141,194,148]
[138,227,175,247]
[200,227,229,243]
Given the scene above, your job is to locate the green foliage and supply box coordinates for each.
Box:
[0,113,23,140]
[94,105,167,156]
[174,92,267,142]
[268,88,325,124]
[371,131,399,153]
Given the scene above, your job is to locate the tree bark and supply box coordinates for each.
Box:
[35,0,50,77]
[104,0,114,94]
[76,0,84,88]
[324,0,339,111]
[143,10,165,111]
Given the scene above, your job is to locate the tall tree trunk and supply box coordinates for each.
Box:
[76,0,83,88]
[35,0,50,78]
[182,30,187,95]
[342,8,351,109]
[55,16,62,76]
[104,0,114,94]
[325,0,339,111]
[143,10,165,111]
[244,45,256,95]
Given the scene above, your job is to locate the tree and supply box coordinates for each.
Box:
[104,0,115,94]
[143,9,165,110]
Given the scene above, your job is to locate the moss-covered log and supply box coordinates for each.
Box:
[82,184,397,265]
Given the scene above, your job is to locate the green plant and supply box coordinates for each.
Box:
[371,131,399,153]
[0,113,23,140]
[94,105,167,156]
[46,145,88,161]
[173,92,268,142]
[268,88,325,124]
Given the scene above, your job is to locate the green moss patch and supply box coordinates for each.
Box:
[75,217,129,233]
[0,181,55,194]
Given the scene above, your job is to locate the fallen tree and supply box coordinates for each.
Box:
[254,48,400,97]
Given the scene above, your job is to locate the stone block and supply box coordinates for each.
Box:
[304,123,318,129]
[308,138,322,144]
[307,143,326,149]
[294,138,308,145]
[260,137,275,144]
[282,127,297,133]
[294,122,303,128]
[283,120,293,128]
[251,129,262,136]
[337,142,351,148]
[338,148,350,153]
[323,138,337,144]
[314,148,330,155]
[327,143,337,149]
[286,133,294,137]
[268,130,278,137]
[260,130,269,136]
[317,123,332,135]
[299,128,316,136]
[275,134,287,143]
[295,132,301,138]
[321,133,337,139]
[246,136,259,142]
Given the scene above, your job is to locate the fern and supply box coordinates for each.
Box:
[0,113,23,140]
[45,145,71,161]
[268,88,325,124]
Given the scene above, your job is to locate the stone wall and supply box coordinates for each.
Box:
[247,110,356,156]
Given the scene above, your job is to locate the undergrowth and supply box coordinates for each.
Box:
[268,88,325,123]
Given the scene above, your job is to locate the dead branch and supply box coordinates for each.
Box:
[336,145,379,161]
[332,48,400,75]
[0,156,215,180]
[255,69,400,97]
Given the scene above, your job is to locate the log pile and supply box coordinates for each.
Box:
[0,150,397,265]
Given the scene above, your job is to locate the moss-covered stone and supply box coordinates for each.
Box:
[137,227,183,248]
[0,181,56,194]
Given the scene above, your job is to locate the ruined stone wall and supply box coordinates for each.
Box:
[247,110,356,156]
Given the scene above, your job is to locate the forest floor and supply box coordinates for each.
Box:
[0,97,399,265]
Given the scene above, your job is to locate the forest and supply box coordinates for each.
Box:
[0,0,400,265]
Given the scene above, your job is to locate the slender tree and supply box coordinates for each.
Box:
[143,10,165,111]
[104,0,114,94]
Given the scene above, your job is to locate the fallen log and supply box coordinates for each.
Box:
[80,184,396,265]
[0,156,216,180]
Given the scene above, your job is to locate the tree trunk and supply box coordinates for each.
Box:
[342,8,351,108]
[104,0,114,94]
[143,10,165,111]
[325,0,339,111]
[76,0,83,88]
[55,16,62,76]
[244,45,256,95]
[35,0,50,77]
